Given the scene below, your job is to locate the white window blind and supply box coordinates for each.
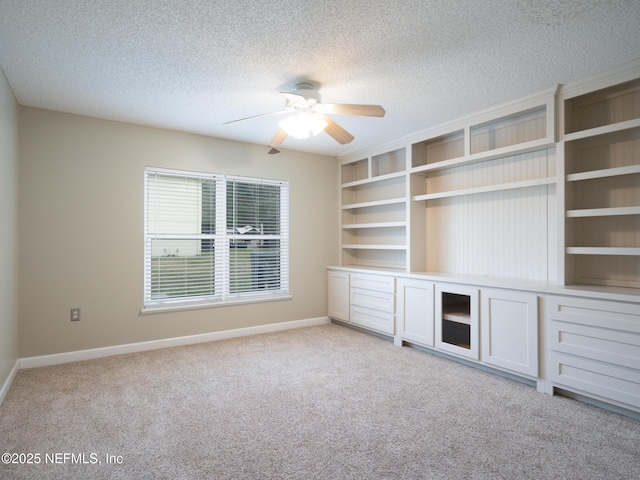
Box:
[144,167,289,308]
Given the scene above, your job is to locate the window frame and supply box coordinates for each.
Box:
[142,166,290,313]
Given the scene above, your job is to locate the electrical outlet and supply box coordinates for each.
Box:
[70,308,81,321]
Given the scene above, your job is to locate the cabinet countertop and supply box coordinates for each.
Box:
[327,266,640,304]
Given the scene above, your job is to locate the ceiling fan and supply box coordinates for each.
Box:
[224,83,385,154]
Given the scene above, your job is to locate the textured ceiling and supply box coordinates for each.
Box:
[0,0,639,157]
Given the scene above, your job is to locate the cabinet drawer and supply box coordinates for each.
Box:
[548,296,640,332]
[550,351,640,409]
[350,305,394,335]
[550,320,640,369]
[549,296,640,410]
[350,287,395,313]
[350,273,395,293]
[549,296,640,369]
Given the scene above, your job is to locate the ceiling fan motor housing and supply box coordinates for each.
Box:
[291,83,321,104]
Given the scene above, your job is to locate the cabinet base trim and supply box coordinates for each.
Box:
[402,340,537,388]
[331,319,394,343]
[554,388,640,421]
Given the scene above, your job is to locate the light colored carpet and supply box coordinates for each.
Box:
[1,323,639,479]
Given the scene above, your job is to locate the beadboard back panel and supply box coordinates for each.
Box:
[423,148,556,281]
[425,186,552,280]
[424,149,553,194]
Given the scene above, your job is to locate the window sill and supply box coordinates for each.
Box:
[140,294,293,315]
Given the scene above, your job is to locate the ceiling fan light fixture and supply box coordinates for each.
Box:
[278,112,327,139]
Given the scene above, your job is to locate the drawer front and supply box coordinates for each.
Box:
[550,319,640,369]
[350,273,395,294]
[350,305,395,335]
[548,296,640,332]
[350,287,395,313]
[550,351,640,409]
[549,296,640,369]
[548,296,640,410]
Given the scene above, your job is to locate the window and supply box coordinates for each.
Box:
[144,167,289,309]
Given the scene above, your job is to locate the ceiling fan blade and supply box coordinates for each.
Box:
[269,129,288,148]
[322,103,386,117]
[322,117,355,145]
[223,110,288,125]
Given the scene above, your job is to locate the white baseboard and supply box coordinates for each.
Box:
[0,360,20,406]
[19,316,330,370]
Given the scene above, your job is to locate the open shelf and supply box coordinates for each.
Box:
[341,158,369,183]
[372,149,406,177]
[342,197,406,210]
[567,254,640,289]
[342,170,405,188]
[564,77,640,136]
[562,71,640,290]
[342,148,406,184]
[435,286,479,358]
[341,248,406,271]
[442,312,472,325]
[470,106,547,154]
[566,164,640,182]
[566,206,640,218]
[413,177,555,202]
[339,148,408,271]
[563,118,640,142]
[410,138,555,176]
[342,174,405,206]
[343,244,407,250]
[411,130,465,168]
[411,145,555,205]
[342,221,407,229]
[566,247,640,256]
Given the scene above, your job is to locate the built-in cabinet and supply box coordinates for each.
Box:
[396,278,434,347]
[396,277,540,378]
[435,284,479,360]
[329,60,640,417]
[348,273,395,335]
[549,296,640,413]
[481,289,538,377]
[327,270,350,322]
[332,269,543,378]
[329,267,640,414]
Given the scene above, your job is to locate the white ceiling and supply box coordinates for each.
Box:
[0,1,639,157]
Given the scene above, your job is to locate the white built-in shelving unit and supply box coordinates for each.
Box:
[408,89,557,280]
[559,64,640,289]
[338,86,558,281]
[330,61,640,418]
[337,64,640,290]
[340,147,407,270]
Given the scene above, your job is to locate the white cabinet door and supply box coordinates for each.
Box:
[327,270,349,322]
[397,278,434,347]
[481,289,538,377]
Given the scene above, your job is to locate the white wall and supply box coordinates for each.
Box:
[0,66,19,385]
[18,108,338,357]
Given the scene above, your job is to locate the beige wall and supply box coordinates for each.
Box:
[0,67,19,385]
[19,107,338,357]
